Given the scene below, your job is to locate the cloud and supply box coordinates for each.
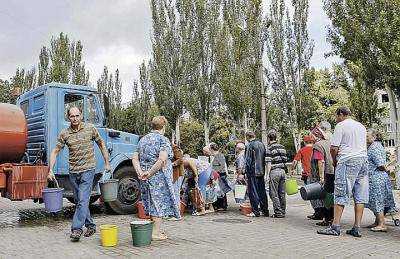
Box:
[1,0,339,102]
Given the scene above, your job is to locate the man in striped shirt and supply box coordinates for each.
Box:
[265,130,288,218]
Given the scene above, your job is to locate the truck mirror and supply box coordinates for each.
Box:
[103,94,110,124]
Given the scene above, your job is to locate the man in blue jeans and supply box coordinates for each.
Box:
[48,106,110,242]
[317,107,368,237]
[245,131,269,217]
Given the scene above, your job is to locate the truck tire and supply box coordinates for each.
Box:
[105,166,140,214]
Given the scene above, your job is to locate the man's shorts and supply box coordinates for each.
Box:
[334,157,369,205]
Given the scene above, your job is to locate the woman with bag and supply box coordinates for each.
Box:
[181,157,213,215]
[204,143,231,211]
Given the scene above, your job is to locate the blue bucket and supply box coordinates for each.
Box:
[42,188,64,212]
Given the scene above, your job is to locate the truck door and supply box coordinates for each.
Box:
[57,91,106,175]
[85,94,106,174]
[57,92,85,175]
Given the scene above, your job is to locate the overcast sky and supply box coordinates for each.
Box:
[0,0,339,103]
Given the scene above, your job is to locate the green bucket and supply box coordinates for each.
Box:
[285,178,298,195]
[130,220,153,247]
[324,193,334,208]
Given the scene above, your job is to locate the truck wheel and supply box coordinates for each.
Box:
[105,166,140,214]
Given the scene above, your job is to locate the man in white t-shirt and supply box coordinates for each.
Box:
[317,107,368,238]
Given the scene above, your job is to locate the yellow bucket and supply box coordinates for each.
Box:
[100,225,118,247]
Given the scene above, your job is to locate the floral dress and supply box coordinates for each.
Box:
[138,132,180,218]
[366,141,396,214]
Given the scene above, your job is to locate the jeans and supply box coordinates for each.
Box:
[269,169,286,216]
[247,175,268,216]
[334,157,369,205]
[69,169,96,231]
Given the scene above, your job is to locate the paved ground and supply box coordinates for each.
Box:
[1,192,400,259]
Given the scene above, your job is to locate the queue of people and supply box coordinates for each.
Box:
[50,105,398,243]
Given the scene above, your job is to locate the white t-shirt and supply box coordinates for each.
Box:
[331,118,367,162]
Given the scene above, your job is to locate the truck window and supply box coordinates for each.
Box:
[87,95,99,124]
[20,100,29,115]
[64,94,84,120]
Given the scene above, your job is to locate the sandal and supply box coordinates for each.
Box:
[83,227,96,237]
[152,233,168,241]
[370,226,387,232]
[271,214,285,218]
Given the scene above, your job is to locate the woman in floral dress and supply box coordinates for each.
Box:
[132,116,180,241]
[366,128,397,232]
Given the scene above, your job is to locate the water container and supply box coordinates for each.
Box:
[42,187,64,212]
[100,179,119,202]
[130,220,153,247]
[136,201,150,219]
[285,178,298,195]
[100,225,118,247]
[300,182,322,200]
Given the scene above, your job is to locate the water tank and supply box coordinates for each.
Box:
[0,103,27,162]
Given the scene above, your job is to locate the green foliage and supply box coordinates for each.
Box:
[180,118,205,157]
[323,0,400,96]
[39,33,89,86]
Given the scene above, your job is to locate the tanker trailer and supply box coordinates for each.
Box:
[0,103,48,200]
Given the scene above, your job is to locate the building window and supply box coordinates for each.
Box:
[382,94,389,103]
[385,139,396,147]
[386,123,393,133]
[87,95,99,124]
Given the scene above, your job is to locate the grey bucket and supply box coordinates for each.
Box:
[100,178,119,202]
[300,182,323,200]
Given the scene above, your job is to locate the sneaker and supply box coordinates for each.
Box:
[70,229,83,242]
[346,227,362,238]
[84,227,96,237]
[317,225,340,236]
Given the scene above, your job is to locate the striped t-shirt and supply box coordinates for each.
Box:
[56,123,104,173]
[265,142,288,170]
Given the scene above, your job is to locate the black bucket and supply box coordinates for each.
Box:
[300,182,323,200]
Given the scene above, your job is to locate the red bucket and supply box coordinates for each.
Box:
[136,201,151,219]
[240,203,253,216]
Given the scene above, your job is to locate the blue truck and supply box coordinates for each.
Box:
[16,82,140,214]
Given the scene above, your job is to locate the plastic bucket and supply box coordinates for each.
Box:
[100,179,119,202]
[136,201,151,219]
[130,220,153,247]
[324,192,334,208]
[285,178,298,195]
[100,225,118,247]
[42,188,64,212]
[240,203,252,215]
[300,182,322,200]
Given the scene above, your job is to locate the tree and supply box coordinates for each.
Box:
[150,0,187,144]
[38,33,89,86]
[217,0,266,137]
[96,66,123,128]
[323,0,400,157]
[265,0,314,150]
[182,0,221,145]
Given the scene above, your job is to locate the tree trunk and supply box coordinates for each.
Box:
[204,120,210,146]
[175,116,181,146]
[386,86,400,161]
[243,112,248,134]
[260,67,267,146]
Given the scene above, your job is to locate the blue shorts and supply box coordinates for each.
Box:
[334,157,369,205]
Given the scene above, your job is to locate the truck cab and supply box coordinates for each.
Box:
[17,82,140,214]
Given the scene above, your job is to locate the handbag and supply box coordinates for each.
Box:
[189,185,204,209]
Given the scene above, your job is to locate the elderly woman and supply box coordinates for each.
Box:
[181,156,213,215]
[132,116,180,241]
[204,143,230,211]
[366,128,397,232]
